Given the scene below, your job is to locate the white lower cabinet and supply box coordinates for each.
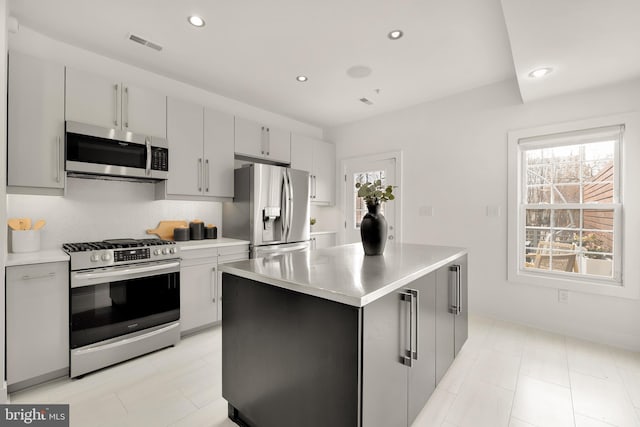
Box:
[311,232,337,249]
[180,248,219,334]
[6,262,69,391]
[179,244,249,334]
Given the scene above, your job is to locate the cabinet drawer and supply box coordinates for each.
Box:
[180,247,219,262]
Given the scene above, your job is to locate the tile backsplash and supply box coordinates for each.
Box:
[7,178,222,249]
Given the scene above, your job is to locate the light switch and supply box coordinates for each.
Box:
[486,206,502,217]
[418,206,434,217]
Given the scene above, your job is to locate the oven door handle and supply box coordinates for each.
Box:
[71,261,180,288]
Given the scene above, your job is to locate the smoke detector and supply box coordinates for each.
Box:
[128,34,163,51]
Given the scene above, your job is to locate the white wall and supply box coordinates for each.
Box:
[7,178,221,248]
[326,77,640,351]
[0,0,7,403]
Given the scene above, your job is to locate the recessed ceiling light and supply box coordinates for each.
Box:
[296,75,308,82]
[528,67,553,79]
[188,15,205,27]
[388,30,404,40]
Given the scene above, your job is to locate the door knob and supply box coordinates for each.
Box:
[388,235,394,240]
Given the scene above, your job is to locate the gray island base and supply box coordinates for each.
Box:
[220,243,468,427]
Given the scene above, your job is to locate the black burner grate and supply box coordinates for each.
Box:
[62,238,175,253]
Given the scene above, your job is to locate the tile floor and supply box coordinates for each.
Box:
[10,316,640,427]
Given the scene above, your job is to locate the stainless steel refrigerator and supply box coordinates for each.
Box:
[223,163,310,258]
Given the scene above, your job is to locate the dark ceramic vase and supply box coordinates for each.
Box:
[360,203,388,256]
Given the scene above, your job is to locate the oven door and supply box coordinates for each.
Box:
[70,260,180,349]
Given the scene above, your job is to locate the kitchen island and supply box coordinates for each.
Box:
[220,243,468,427]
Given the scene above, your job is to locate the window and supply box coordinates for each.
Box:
[507,114,640,298]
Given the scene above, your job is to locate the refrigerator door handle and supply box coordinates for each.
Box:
[286,169,294,241]
[282,169,291,241]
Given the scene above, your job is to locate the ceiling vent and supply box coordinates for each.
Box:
[359,97,374,105]
[128,33,163,51]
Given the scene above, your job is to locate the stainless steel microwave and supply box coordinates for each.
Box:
[65,121,169,182]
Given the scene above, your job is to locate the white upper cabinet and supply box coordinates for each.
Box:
[8,51,65,191]
[65,67,166,138]
[234,117,291,164]
[166,97,204,196]
[164,97,235,198]
[204,107,235,198]
[291,134,335,205]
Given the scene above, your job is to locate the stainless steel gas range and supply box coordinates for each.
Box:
[63,238,180,378]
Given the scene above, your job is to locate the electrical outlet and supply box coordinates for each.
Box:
[558,289,569,304]
[418,206,434,217]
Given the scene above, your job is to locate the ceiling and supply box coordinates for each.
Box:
[8,1,640,128]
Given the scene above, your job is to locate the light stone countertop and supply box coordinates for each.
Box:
[6,249,70,267]
[220,243,467,307]
[176,238,250,252]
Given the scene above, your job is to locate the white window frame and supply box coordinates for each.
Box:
[508,113,640,299]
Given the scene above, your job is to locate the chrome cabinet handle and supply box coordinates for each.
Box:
[205,159,210,192]
[56,136,61,182]
[260,126,265,155]
[145,137,151,176]
[211,266,216,302]
[198,158,203,192]
[408,289,418,360]
[266,127,270,156]
[21,272,55,281]
[113,84,119,127]
[449,265,461,315]
[123,86,129,128]
[401,291,413,367]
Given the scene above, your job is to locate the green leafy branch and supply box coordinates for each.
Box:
[355,180,396,205]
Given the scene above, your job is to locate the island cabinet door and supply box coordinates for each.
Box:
[435,255,469,384]
[362,272,437,427]
[222,274,360,427]
[407,272,437,424]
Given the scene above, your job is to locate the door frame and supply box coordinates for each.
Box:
[340,150,403,245]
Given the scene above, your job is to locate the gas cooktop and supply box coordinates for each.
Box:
[63,238,175,253]
[63,238,179,270]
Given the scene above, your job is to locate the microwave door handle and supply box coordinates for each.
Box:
[145,138,151,176]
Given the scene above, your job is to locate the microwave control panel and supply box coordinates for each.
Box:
[151,147,169,171]
[114,248,150,262]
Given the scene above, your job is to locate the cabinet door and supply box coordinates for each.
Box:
[123,83,166,138]
[407,272,437,424]
[180,261,218,333]
[435,262,456,384]
[204,107,235,197]
[290,134,314,173]
[234,117,264,158]
[8,51,65,189]
[311,233,336,249]
[6,262,69,386]
[66,67,120,129]
[166,97,204,196]
[266,126,291,163]
[362,290,409,427]
[313,139,335,204]
[454,255,469,355]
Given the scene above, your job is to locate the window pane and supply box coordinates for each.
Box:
[527,186,551,204]
[553,184,581,203]
[554,161,581,184]
[554,209,580,229]
[526,209,550,227]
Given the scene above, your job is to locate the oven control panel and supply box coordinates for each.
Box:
[114,248,150,262]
